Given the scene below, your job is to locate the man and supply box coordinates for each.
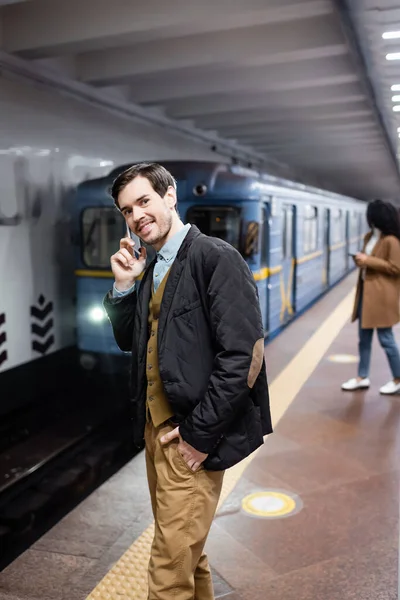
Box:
[103,162,272,600]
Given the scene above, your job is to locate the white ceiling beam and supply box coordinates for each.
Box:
[218,115,375,137]
[165,82,365,119]
[252,144,385,160]
[216,113,374,136]
[193,101,371,128]
[77,14,346,85]
[235,124,380,144]
[2,0,333,57]
[261,133,385,146]
[251,136,385,153]
[255,143,386,160]
[127,56,356,104]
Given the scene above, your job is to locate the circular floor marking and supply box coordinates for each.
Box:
[327,354,358,363]
[241,490,300,519]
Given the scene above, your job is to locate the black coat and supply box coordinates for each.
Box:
[103,225,272,470]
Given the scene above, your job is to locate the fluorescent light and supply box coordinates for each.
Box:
[392,95,400,101]
[393,105,400,111]
[392,84,400,91]
[386,53,400,60]
[383,31,400,39]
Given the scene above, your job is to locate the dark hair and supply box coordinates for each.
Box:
[366,199,400,240]
[111,162,177,208]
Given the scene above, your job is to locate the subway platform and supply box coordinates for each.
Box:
[0,272,398,600]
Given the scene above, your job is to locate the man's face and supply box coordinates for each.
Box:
[118,175,176,250]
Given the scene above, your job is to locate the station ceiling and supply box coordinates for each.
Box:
[1,0,400,201]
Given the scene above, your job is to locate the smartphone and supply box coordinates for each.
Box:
[126,223,141,259]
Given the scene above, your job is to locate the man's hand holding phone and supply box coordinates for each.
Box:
[111,237,147,292]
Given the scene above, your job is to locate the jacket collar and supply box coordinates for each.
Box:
[138,225,202,344]
[157,225,202,344]
[175,224,202,261]
[157,223,191,263]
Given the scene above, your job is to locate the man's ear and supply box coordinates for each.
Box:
[164,185,177,211]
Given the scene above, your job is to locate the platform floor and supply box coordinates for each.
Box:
[0,272,398,600]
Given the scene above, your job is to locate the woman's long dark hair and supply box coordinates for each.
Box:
[366,199,400,240]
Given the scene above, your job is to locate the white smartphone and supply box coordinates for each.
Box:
[126,222,141,259]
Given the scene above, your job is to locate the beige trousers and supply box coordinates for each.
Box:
[144,421,225,600]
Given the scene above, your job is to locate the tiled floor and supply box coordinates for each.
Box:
[206,279,399,599]
[0,272,398,599]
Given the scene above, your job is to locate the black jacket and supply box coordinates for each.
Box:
[103,225,272,470]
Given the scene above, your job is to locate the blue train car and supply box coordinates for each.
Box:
[73,160,367,373]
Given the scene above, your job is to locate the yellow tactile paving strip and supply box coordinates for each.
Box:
[87,288,355,600]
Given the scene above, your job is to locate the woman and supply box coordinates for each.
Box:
[342,199,400,394]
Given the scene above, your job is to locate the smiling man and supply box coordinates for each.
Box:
[103,162,272,600]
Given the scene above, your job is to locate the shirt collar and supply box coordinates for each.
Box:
[157,223,191,262]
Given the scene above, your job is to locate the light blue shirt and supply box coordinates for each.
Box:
[113,223,191,297]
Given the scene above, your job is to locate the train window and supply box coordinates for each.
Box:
[186,206,241,249]
[351,211,360,239]
[282,205,293,259]
[260,205,269,266]
[332,208,344,244]
[82,207,123,268]
[303,205,318,253]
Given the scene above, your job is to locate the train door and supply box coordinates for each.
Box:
[280,204,296,324]
[323,208,330,288]
[345,210,351,270]
[259,203,270,335]
[241,201,269,335]
[357,211,363,246]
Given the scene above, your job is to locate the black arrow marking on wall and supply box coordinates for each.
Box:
[31,302,53,321]
[0,350,7,367]
[31,319,53,338]
[32,336,54,355]
[0,313,7,368]
[31,295,55,355]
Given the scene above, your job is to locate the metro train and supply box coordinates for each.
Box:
[73,160,367,373]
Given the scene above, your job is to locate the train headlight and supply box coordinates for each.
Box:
[89,306,106,323]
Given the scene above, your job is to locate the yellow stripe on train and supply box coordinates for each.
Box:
[74,269,145,280]
[76,253,331,283]
[75,267,282,282]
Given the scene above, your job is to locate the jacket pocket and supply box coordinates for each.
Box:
[171,299,202,318]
